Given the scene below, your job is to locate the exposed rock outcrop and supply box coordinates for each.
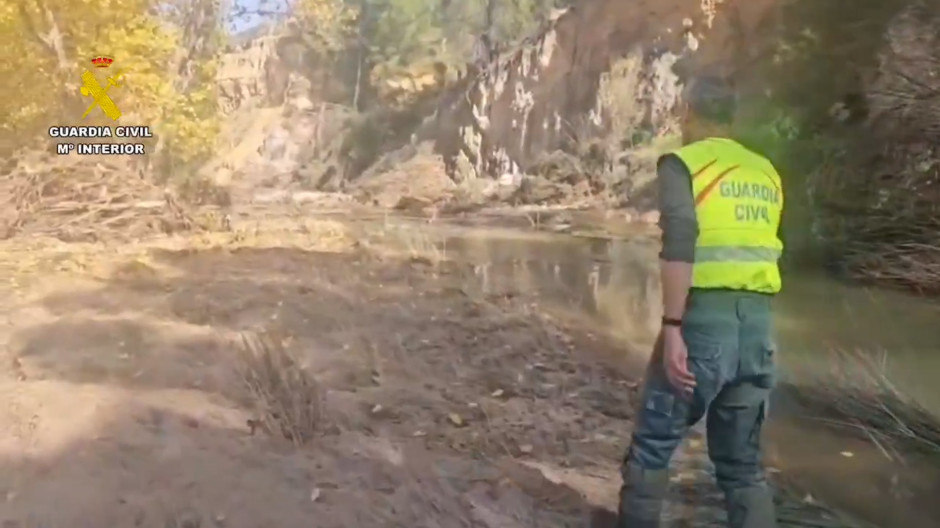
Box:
[432,0,779,190]
[218,34,281,113]
[211,0,781,208]
[217,20,318,114]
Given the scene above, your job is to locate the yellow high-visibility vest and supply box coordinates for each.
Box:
[672,137,784,293]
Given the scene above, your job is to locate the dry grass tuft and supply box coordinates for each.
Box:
[400,228,447,263]
[237,331,324,446]
[363,222,447,264]
[793,347,940,459]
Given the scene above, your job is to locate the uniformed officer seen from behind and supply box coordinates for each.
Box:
[616,76,784,528]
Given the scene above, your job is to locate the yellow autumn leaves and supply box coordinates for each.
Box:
[0,0,218,165]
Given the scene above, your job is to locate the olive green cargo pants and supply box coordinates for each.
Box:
[617,289,778,528]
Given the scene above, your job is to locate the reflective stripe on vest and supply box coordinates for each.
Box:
[672,138,784,293]
[695,245,782,263]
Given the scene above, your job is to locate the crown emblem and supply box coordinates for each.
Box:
[91,56,114,68]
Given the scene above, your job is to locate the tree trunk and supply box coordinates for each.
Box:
[19,1,80,114]
[150,0,222,177]
[353,45,364,110]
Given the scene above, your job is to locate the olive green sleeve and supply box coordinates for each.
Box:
[657,154,698,263]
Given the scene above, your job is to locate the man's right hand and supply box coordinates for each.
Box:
[662,326,696,397]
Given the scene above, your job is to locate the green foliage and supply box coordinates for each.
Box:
[758,0,908,120]
[295,0,358,54]
[341,0,563,107]
[368,0,444,65]
[736,0,939,276]
[490,0,559,42]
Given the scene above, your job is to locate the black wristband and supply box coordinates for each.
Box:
[662,316,682,327]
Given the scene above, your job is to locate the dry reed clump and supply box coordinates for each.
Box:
[836,211,940,294]
[792,347,940,458]
[236,332,324,446]
[362,222,448,264]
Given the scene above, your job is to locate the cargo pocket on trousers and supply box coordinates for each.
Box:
[639,388,687,439]
[645,389,675,417]
[686,341,722,388]
[751,339,777,389]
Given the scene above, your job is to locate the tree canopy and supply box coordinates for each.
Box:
[1,0,570,157]
[0,0,220,166]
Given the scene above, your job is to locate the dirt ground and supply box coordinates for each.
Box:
[0,218,858,527]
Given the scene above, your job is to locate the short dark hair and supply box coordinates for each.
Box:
[684,76,736,124]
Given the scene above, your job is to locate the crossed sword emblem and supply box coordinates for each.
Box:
[80,69,124,120]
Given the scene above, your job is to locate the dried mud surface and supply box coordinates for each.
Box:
[0,221,861,527]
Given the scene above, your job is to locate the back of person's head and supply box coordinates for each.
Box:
[682,76,737,141]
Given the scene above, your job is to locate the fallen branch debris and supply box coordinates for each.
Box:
[0,153,199,242]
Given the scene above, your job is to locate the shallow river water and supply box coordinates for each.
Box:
[367,217,940,527]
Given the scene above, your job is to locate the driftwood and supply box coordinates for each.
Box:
[1,154,198,242]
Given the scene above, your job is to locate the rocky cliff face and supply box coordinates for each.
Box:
[432,0,778,187]
[217,26,304,113]
[211,23,349,197]
[213,0,780,207]
[218,34,278,112]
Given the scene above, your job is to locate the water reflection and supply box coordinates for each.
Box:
[774,274,940,410]
[435,225,940,527]
[445,234,663,348]
[444,230,940,411]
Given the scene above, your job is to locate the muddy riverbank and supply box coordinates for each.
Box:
[359,211,940,527]
[0,211,933,526]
